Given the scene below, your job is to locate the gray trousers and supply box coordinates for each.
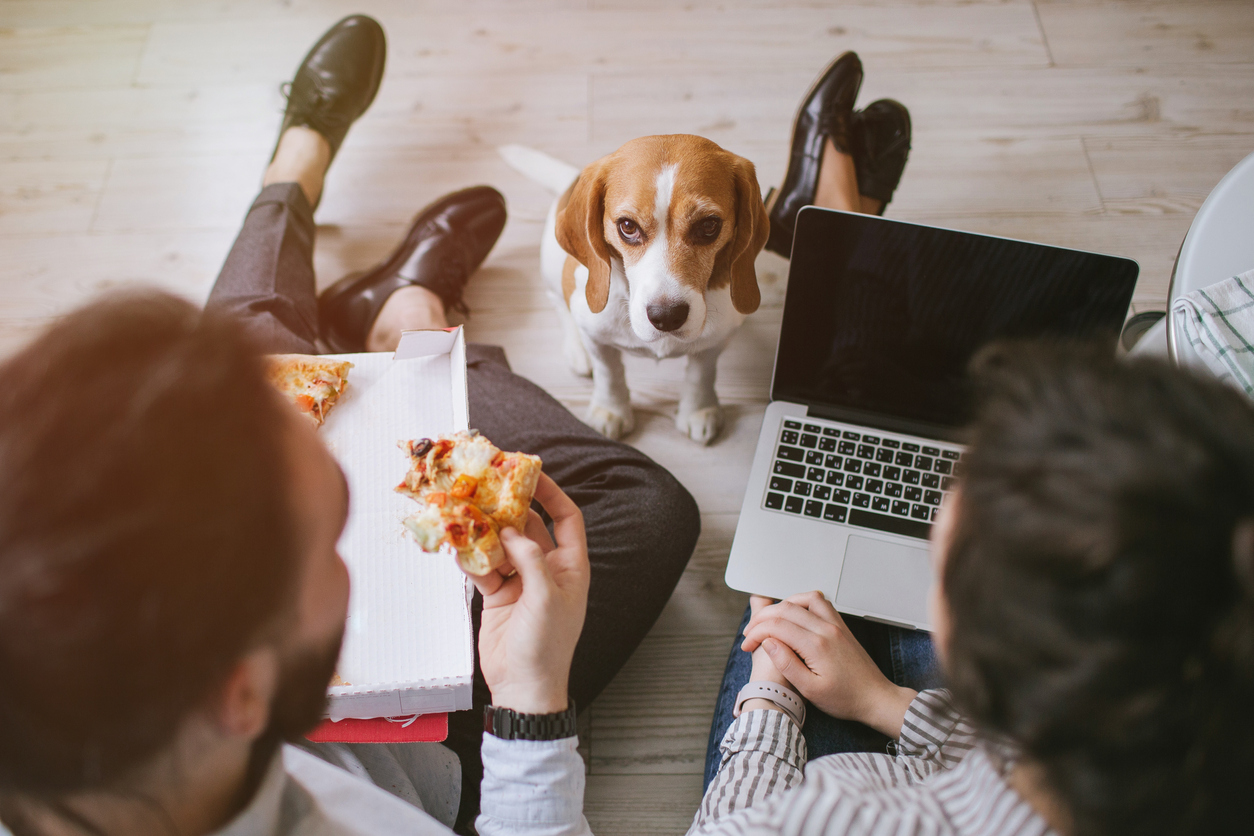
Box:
[207,183,702,831]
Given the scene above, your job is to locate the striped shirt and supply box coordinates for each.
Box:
[688,689,1055,836]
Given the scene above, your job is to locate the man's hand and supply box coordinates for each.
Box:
[742,591,917,739]
[463,473,590,715]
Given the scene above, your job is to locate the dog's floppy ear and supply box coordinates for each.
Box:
[556,159,614,314]
[711,156,770,315]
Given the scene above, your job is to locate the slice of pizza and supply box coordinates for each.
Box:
[403,491,505,576]
[397,430,542,532]
[267,354,354,428]
[396,430,542,575]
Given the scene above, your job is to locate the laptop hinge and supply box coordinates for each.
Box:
[804,402,965,444]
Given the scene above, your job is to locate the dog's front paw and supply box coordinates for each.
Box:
[587,401,635,440]
[677,404,724,445]
[564,335,592,378]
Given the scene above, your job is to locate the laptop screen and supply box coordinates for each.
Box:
[773,209,1139,434]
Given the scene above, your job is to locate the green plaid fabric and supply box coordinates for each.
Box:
[1173,268,1254,396]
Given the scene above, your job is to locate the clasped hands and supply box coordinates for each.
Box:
[460,473,590,716]
[742,592,918,739]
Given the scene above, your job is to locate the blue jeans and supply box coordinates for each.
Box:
[703,604,943,791]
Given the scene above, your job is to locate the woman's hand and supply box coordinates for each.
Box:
[463,473,590,715]
[742,591,917,738]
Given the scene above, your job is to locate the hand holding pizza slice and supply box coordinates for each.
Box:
[397,430,543,575]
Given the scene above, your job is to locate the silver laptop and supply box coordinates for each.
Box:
[725,208,1139,630]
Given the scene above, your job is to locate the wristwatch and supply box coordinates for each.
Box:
[484,701,578,741]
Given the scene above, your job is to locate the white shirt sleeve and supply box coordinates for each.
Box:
[475,734,594,836]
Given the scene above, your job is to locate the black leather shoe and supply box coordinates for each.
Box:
[272,15,386,166]
[319,186,508,353]
[853,99,912,215]
[765,51,863,258]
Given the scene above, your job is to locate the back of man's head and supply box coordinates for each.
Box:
[0,291,298,793]
[947,344,1254,836]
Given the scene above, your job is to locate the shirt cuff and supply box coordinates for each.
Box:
[897,689,965,756]
[478,734,585,829]
[719,707,808,769]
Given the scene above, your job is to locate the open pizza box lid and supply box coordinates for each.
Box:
[317,327,474,722]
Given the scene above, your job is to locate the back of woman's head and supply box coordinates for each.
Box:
[946,343,1254,836]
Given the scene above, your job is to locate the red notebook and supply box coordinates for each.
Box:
[307,713,448,744]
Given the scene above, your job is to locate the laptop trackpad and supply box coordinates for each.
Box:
[834,536,932,629]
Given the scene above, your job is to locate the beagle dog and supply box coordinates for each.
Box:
[504,136,770,444]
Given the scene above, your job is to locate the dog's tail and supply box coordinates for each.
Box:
[498,144,580,194]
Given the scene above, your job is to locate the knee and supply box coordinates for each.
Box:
[633,463,701,569]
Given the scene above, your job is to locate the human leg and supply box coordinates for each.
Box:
[702,603,942,791]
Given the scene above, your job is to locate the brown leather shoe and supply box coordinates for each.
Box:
[765,51,863,258]
[318,186,507,353]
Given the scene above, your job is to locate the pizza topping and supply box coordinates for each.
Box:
[409,438,434,458]
[450,474,478,500]
[267,355,353,428]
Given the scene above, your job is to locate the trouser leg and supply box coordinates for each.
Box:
[446,345,702,833]
[702,604,942,790]
[205,182,321,354]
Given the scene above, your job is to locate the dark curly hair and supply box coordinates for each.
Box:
[945,343,1254,836]
[0,291,299,795]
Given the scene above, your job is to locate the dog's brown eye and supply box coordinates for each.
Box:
[697,217,722,239]
[617,218,641,242]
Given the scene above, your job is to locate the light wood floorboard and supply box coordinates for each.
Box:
[2,1,1252,831]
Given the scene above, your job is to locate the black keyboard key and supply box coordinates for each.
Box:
[885,482,903,498]
[843,459,862,474]
[842,430,861,440]
[932,508,941,521]
[813,485,831,501]
[852,492,871,508]
[825,454,842,469]
[804,424,821,434]
[799,433,818,449]
[793,482,812,497]
[819,437,837,452]
[934,459,952,474]
[784,495,804,513]
[832,489,851,504]
[895,451,914,466]
[881,438,900,449]
[922,446,940,456]
[783,420,801,429]
[774,461,805,477]
[838,440,857,455]
[902,442,920,452]
[924,490,942,506]
[805,451,824,465]
[942,449,960,460]
[866,479,884,494]
[903,470,921,485]
[849,508,931,540]
[875,447,895,463]
[845,475,864,490]
[915,455,934,470]
[857,444,876,459]
[765,492,785,509]
[905,486,923,501]
[911,503,931,520]
[922,473,940,488]
[883,466,901,481]
[825,470,845,486]
[863,462,882,478]
[804,500,823,518]
[777,444,803,461]
[822,427,840,437]
[807,466,824,481]
[871,496,890,512]
[862,435,880,444]
[941,476,957,490]
[824,503,848,523]
[780,430,799,444]
[891,500,910,516]
[769,476,792,492]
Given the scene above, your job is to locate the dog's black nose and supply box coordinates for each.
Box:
[647,301,690,332]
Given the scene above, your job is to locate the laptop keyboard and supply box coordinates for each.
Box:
[764,418,963,540]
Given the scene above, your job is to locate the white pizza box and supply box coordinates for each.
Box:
[318,327,474,722]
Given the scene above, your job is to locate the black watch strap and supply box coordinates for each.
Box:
[484,701,577,741]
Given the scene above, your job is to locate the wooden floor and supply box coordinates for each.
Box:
[3,0,1253,831]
